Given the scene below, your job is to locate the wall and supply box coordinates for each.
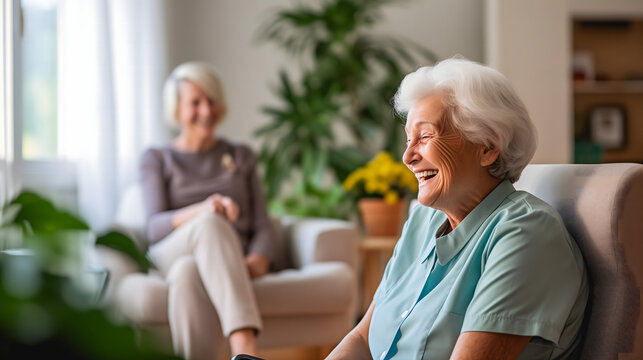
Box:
[162,0,484,150]
[569,0,643,18]
[486,0,570,164]
[486,0,643,164]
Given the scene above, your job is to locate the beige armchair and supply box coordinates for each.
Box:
[514,163,643,360]
[95,184,359,357]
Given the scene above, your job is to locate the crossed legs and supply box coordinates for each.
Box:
[149,212,262,359]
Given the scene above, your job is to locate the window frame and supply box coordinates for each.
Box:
[1,0,18,205]
[9,0,76,198]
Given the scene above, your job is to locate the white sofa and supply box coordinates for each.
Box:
[95,184,359,357]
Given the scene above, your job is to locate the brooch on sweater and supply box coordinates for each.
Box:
[222,153,236,173]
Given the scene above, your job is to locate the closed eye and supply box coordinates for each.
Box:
[406,132,434,146]
[420,134,433,143]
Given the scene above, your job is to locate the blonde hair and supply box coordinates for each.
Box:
[394,57,537,183]
[163,62,227,132]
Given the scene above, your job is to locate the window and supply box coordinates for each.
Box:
[21,0,58,160]
[3,0,76,205]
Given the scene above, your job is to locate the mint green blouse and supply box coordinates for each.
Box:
[369,180,588,360]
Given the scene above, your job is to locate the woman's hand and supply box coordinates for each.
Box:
[204,194,239,223]
[245,254,270,278]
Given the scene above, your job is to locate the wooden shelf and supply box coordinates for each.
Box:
[572,18,643,164]
[359,236,398,251]
[574,80,643,94]
[358,235,398,315]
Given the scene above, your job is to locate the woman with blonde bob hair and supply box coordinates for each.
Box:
[140,62,277,359]
[329,57,588,359]
[163,62,228,134]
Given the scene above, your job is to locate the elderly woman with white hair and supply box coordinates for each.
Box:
[328,58,589,359]
[140,62,277,359]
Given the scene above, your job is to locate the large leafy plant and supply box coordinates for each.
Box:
[0,191,170,358]
[255,0,436,211]
[2,191,152,272]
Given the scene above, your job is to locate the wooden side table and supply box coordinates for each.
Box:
[358,235,398,316]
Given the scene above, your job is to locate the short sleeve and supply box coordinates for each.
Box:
[461,209,585,344]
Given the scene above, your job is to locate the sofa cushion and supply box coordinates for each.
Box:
[116,262,356,324]
[116,272,169,325]
[254,262,356,316]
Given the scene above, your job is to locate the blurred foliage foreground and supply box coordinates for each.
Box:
[0,191,179,359]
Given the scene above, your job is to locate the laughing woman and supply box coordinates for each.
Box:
[328,58,588,360]
[140,62,277,360]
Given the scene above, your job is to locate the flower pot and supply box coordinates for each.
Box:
[358,198,405,237]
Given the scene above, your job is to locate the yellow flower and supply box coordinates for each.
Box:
[374,151,393,164]
[344,151,418,200]
[365,180,377,194]
[343,173,358,191]
[384,191,399,204]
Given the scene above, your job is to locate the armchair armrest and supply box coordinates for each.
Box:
[94,244,141,307]
[286,218,359,270]
[113,184,148,251]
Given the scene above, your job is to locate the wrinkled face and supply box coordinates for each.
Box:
[176,80,223,140]
[403,94,487,210]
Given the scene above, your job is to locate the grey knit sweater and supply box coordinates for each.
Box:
[140,138,276,263]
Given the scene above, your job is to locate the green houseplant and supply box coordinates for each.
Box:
[254,0,436,216]
[0,191,174,359]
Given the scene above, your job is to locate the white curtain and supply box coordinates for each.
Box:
[58,0,167,231]
[0,0,15,207]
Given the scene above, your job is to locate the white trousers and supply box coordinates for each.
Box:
[148,212,262,360]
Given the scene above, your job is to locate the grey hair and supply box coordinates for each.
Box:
[163,61,227,132]
[394,57,537,183]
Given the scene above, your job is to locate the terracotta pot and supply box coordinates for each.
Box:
[358,198,405,236]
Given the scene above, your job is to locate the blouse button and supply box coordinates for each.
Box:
[380,351,386,360]
[401,310,409,318]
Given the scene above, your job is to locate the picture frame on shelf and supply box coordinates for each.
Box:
[589,105,627,150]
[572,51,595,82]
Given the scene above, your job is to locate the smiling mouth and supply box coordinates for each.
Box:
[415,170,438,185]
[195,118,215,127]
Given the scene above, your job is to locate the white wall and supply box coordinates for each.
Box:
[486,0,643,164]
[380,0,483,63]
[486,0,571,164]
[162,0,484,150]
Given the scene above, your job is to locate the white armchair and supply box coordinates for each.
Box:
[95,184,359,356]
[515,163,643,359]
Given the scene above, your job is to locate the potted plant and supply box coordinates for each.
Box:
[254,0,435,215]
[342,151,417,236]
[0,191,172,358]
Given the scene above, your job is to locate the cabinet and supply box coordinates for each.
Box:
[485,0,643,165]
[572,19,643,163]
